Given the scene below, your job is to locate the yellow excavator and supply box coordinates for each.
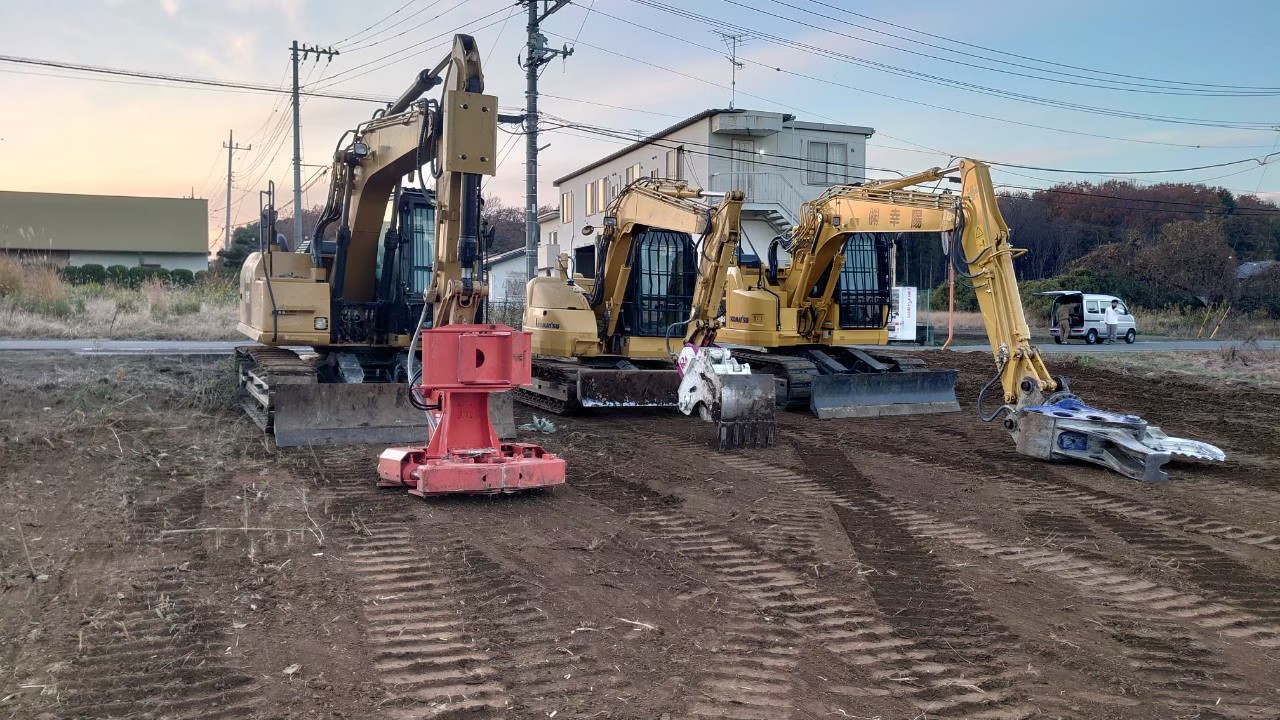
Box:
[718,184,961,419]
[236,34,514,446]
[729,159,1224,481]
[522,178,776,449]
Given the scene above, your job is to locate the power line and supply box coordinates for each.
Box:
[624,1,1275,131]
[985,154,1280,176]
[341,0,464,53]
[721,0,1280,98]
[798,0,1280,92]
[0,54,393,103]
[309,5,515,90]
[333,0,424,48]
[544,18,1275,150]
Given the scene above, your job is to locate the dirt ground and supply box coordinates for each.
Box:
[1,350,1278,720]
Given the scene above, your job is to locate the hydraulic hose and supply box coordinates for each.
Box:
[977,358,1014,422]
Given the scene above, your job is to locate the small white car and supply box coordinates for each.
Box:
[1036,291,1137,345]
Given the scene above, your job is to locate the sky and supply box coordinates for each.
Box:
[2,0,1279,252]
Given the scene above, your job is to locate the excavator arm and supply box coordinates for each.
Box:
[803,159,1224,480]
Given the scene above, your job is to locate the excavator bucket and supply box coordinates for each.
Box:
[714,373,777,451]
[809,370,960,419]
[1013,398,1225,482]
[265,384,518,448]
[677,346,776,450]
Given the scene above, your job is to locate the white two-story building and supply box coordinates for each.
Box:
[542,108,874,276]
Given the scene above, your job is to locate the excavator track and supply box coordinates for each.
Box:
[236,346,318,433]
[725,349,819,409]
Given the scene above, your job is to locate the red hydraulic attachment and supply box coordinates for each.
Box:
[377,324,565,496]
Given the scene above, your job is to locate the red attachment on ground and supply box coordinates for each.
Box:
[376,324,566,496]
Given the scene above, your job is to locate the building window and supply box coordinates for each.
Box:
[601,176,612,207]
[584,182,595,216]
[806,141,848,185]
[561,192,573,223]
[665,146,684,181]
[625,162,643,185]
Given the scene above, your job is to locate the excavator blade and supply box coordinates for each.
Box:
[1012,398,1225,482]
[577,368,680,408]
[809,370,960,419]
[714,373,777,450]
[269,385,518,447]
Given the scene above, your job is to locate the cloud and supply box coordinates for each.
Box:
[160,0,179,18]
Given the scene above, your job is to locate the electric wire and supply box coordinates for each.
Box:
[621,1,1276,130]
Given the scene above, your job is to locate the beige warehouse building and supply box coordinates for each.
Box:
[0,190,209,272]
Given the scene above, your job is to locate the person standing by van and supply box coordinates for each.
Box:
[1104,299,1121,344]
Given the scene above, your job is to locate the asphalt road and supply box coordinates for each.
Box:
[0,338,1275,356]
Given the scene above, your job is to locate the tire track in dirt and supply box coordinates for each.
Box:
[681,612,804,720]
[721,444,1280,714]
[316,465,617,718]
[1098,610,1273,719]
[572,469,1035,718]
[50,486,261,720]
[658,436,826,565]
[1085,512,1280,624]
[814,422,1280,555]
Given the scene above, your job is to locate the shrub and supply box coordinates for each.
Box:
[126,266,152,287]
[106,264,131,287]
[170,268,195,286]
[79,264,108,284]
[194,270,209,284]
[59,266,84,285]
[152,268,172,284]
[928,278,979,312]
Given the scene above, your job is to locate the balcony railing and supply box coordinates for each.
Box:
[708,172,807,218]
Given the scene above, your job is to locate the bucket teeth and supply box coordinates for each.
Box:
[717,419,776,451]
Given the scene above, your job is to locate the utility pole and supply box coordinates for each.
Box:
[519,1,573,280]
[291,41,338,246]
[713,31,748,110]
[222,130,252,253]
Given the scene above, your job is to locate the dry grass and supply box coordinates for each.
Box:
[1070,342,1280,388]
[0,265,239,340]
[923,306,1280,342]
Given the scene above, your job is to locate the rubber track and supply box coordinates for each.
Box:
[570,470,1036,718]
[50,487,260,719]
[316,466,618,718]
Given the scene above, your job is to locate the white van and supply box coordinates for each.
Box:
[1036,291,1137,345]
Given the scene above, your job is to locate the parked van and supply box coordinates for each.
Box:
[1035,291,1137,345]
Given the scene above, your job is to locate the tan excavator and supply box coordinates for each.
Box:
[729,159,1224,481]
[522,178,776,449]
[236,34,514,447]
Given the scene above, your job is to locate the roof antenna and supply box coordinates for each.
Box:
[712,31,749,110]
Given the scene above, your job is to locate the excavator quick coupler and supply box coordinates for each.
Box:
[1010,397,1225,482]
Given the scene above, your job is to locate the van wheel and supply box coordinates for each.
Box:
[1053,335,1063,344]
[1085,329,1098,345]
[1125,329,1136,344]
